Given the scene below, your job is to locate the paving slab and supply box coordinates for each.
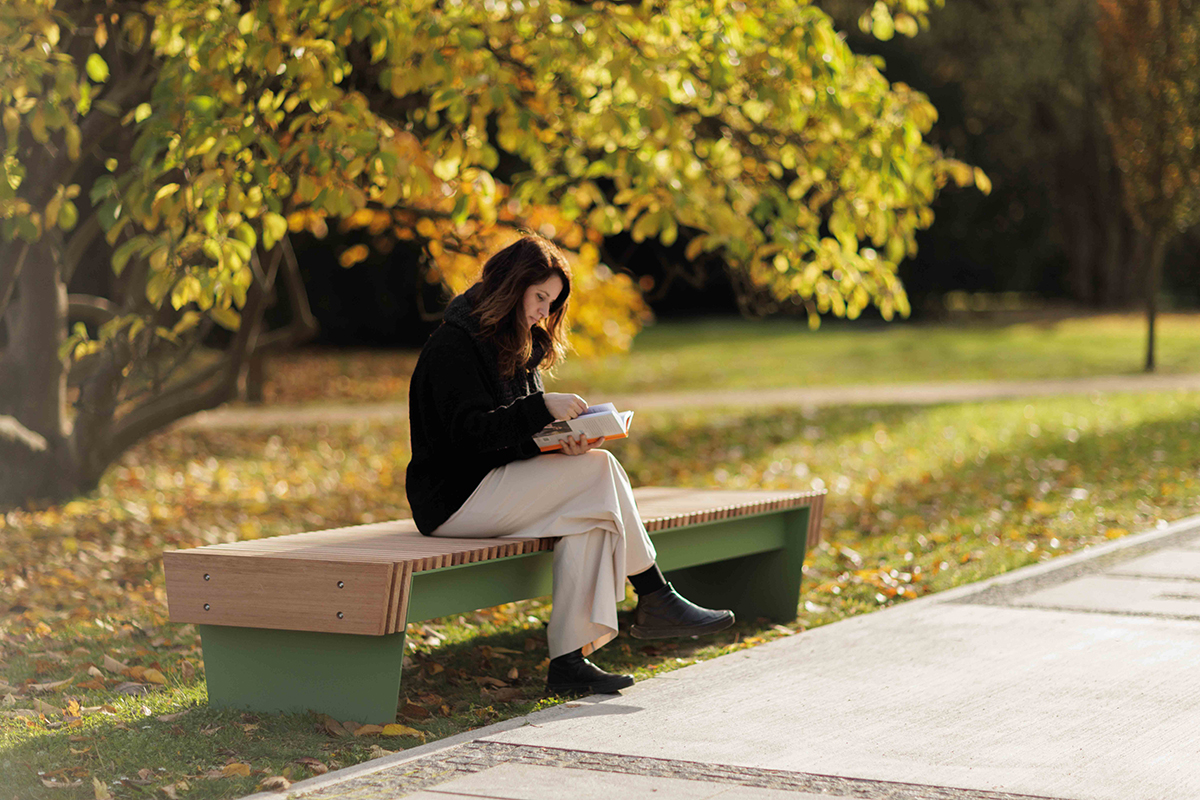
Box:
[482,602,1200,799]
[254,515,1200,800]
[1019,574,1200,618]
[1104,548,1200,579]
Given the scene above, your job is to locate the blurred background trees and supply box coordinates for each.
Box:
[816,0,1200,324]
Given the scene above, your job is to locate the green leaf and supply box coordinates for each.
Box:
[58,201,78,231]
[234,222,257,248]
[85,53,109,83]
[112,235,148,276]
[209,305,241,331]
[262,212,288,249]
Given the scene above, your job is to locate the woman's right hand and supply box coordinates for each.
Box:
[544,392,588,421]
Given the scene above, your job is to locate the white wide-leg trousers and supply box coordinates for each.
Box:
[431,449,657,658]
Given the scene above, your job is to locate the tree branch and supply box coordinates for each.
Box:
[0,241,30,325]
[252,235,319,352]
[101,275,271,463]
[67,294,122,330]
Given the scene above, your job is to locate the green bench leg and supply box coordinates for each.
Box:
[662,507,812,623]
[198,625,407,724]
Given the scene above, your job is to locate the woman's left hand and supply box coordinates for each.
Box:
[560,433,602,456]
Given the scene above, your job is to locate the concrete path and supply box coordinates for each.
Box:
[184,373,1200,429]
[247,514,1200,800]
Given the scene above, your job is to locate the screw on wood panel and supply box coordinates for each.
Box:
[204,574,210,580]
[337,611,344,619]
[337,581,344,588]
[203,603,210,611]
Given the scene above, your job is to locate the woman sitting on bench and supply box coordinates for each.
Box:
[406,235,734,694]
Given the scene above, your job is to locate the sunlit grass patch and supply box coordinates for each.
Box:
[4,389,1200,797]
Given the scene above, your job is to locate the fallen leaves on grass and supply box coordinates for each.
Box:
[293,757,328,775]
[159,781,188,799]
[259,775,292,792]
[257,348,419,405]
[381,723,425,740]
[399,701,431,720]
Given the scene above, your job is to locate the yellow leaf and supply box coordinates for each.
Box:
[381,723,424,739]
[338,244,370,268]
[92,777,112,800]
[1105,528,1129,539]
[352,724,384,736]
[973,167,992,195]
[221,762,251,778]
[143,668,166,685]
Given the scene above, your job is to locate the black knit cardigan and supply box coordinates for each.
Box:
[405,286,556,534]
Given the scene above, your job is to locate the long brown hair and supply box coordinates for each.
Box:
[473,235,571,379]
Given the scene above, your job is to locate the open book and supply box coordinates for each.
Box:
[533,403,634,452]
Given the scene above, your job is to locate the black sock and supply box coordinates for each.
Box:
[628,564,667,595]
[549,648,582,665]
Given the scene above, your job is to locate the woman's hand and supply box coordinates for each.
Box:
[560,433,602,456]
[544,392,588,421]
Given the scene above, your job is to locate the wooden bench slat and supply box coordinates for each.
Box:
[163,554,395,635]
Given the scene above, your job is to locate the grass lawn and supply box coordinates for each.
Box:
[551,312,1200,395]
[254,313,1200,405]
[4,389,1200,798]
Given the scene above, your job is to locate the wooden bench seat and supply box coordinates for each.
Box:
[163,487,825,722]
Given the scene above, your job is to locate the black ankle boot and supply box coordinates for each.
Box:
[630,583,735,639]
[546,649,634,695]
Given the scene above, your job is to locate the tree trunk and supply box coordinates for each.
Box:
[0,234,319,508]
[1144,229,1169,373]
[0,238,76,505]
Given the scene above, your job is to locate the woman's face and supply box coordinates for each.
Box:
[522,274,564,329]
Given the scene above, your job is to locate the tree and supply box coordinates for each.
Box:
[0,0,979,507]
[823,0,1153,309]
[1096,0,1200,370]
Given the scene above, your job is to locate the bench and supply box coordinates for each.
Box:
[162,486,825,723]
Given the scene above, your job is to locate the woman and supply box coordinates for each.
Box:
[406,235,734,695]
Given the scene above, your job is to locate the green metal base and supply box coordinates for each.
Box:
[199,625,406,723]
[196,506,812,722]
[662,508,810,623]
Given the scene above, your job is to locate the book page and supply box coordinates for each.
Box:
[566,413,623,438]
[579,403,617,417]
